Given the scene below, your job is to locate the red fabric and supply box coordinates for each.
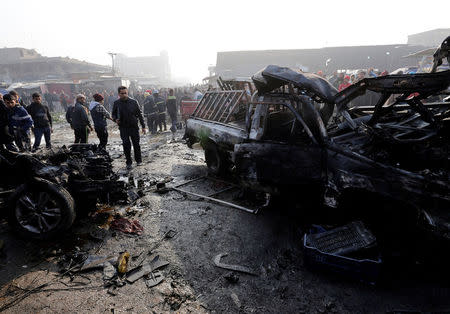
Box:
[110,217,144,235]
[338,82,351,92]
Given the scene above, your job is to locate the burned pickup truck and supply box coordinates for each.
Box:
[0,144,126,239]
[185,54,450,247]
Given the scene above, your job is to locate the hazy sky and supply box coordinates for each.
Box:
[1,0,448,82]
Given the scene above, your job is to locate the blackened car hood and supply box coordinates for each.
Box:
[252,65,338,104]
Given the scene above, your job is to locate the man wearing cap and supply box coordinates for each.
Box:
[112,86,146,169]
[90,93,113,150]
[72,94,93,143]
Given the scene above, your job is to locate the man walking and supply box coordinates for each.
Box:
[27,92,53,151]
[112,86,146,169]
[89,93,113,150]
[72,94,93,143]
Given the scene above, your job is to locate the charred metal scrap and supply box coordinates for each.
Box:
[0,144,127,239]
[184,39,450,243]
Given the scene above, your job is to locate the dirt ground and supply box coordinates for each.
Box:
[1,120,450,313]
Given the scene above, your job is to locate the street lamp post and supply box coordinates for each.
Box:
[108,52,117,76]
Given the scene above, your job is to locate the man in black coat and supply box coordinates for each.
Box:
[0,96,14,148]
[71,94,93,143]
[27,92,53,150]
[112,86,146,169]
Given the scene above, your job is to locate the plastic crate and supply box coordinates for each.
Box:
[303,222,382,284]
[306,221,377,255]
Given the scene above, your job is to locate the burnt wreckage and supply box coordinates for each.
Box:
[185,39,450,250]
[0,144,126,239]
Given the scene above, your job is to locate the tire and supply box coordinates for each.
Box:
[7,178,76,240]
[204,143,227,176]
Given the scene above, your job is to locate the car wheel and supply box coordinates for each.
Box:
[204,143,227,176]
[7,178,75,240]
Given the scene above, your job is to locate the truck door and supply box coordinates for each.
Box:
[234,103,323,192]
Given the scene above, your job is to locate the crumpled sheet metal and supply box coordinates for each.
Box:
[252,65,338,103]
[110,217,144,235]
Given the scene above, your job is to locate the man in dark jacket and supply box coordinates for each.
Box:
[143,91,157,134]
[166,88,178,140]
[90,93,113,150]
[0,97,14,148]
[5,93,33,151]
[112,86,146,169]
[72,94,93,143]
[154,90,166,132]
[27,92,53,151]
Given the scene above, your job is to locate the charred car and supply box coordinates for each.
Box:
[184,40,450,250]
[0,144,126,239]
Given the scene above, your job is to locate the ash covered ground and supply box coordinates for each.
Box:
[0,121,449,313]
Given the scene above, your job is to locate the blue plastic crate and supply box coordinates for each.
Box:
[303,225,382,284]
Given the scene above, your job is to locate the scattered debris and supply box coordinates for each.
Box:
[110,217,144,235]
[155,182,170,194]
[80,255,115,271]
[127,255,169,283]
[117,252,130,274]
[103,262,117,280]
[172,186,258,214]
[213,253,258,276]
[0,144,128,239]
[145,270,164,288]
[107,285,118,296]
[224,272,239,283]
[230,292,242,309]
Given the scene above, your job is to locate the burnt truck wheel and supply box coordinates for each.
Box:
[204,143,227,176]
[7,178,75,240]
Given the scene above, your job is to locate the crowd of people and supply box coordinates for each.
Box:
[0,84,203,170]
[0,67,390,169]
[315,68,390,91]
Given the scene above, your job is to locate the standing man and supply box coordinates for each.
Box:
[143,90,157,134]
[153,90,166,132]
[0,95,14,149]
[72,94,93,143]
[112,86,146,169]
[60,91,68,111]
[5,93,33,151]
[166,89,178,140]
[89,93,113,150]
[27,93,53,151]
